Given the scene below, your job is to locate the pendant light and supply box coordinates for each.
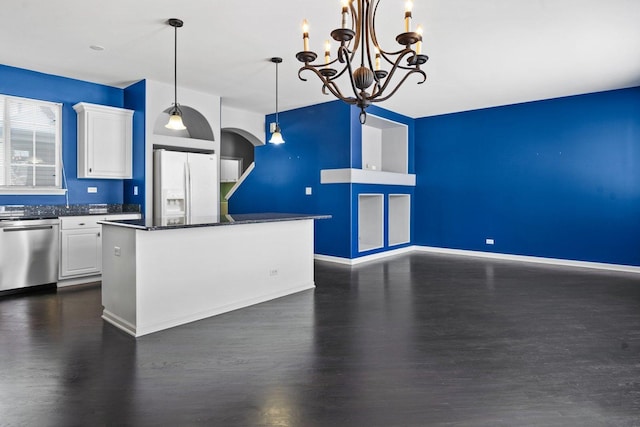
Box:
[268,57,285,144]
[165,18,187,131]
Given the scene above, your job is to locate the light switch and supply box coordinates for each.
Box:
[133,186,138,196]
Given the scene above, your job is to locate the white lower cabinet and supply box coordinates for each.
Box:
[60,225,102,278]
[58,213,140,285]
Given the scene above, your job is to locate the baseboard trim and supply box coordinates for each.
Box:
[315,246,640,274]
[315,246,415,266]
[414,246,640,274]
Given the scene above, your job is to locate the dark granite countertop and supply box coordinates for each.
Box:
[99,213,331,231]
[0,204,141,221]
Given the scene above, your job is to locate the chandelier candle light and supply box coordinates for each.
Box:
[296,0,429,124]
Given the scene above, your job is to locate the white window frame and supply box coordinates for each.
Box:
[0,94,65,195]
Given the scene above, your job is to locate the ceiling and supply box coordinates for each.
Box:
[2,0,639,119]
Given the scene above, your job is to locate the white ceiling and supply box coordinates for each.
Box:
[2,0,639,118]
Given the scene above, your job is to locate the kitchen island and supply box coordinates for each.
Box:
[99,213,329,337]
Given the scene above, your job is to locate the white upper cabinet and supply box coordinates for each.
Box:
[74,102,134,179]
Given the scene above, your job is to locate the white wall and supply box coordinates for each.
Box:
[144,79,221,217]
[220,104,265,146]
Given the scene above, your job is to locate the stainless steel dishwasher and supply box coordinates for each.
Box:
[0,218,60,292]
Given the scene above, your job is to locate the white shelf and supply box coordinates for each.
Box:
[320,168,416,186]
[358,194,384,252]
[388,194,411,246]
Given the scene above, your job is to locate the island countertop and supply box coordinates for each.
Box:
[99,212,330,231]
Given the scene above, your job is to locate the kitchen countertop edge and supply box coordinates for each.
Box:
[99,213,331,231]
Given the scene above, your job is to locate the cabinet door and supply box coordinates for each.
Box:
[74,102,133,179]
[86,111,132,178]
[59,228,102,278]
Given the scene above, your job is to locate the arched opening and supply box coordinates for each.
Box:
[153,106,215,141]
[219,128,261,214]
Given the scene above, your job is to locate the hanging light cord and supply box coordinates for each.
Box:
[173,22,178,110]
[275,60,279,126]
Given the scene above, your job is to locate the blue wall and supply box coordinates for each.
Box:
[229,101,415,258]
[415,87,640,266]
[0,64,134,207]
[229,100,353,256]
[123,79,146,213]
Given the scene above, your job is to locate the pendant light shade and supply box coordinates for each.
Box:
[269,125,284,144]
[165,18,187,131]
[166,110,186,130]
[268,57,285,144]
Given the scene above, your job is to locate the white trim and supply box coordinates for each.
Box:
[0,188,66,195]
[415,246,640,274]
[102,309,137,336]
[315,245,640,274]
[57,275,101,288]
[315,246,414,266]
[225,162,255,200]
[320,168,416,186]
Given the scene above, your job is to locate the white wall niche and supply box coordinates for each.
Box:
[361,114,408,174]
[388,194,411,246]
[358,194,384,252]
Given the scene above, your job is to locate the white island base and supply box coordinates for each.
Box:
[101,218,316,337]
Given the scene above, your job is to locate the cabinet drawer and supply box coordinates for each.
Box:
[59,213,140,230]
[60,216,101,230]
[104,213,140,222]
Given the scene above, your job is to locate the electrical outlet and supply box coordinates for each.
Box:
[486,238,495,245]
[305,187,312,195]
[87,186,97,193]
[133,186,138,196]
[269,269,278,276]
[114,246,121,256]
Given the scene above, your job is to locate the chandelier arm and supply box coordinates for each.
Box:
[350,0,363,58]
[361,0,371,68]
[324,81,358,104]
[367,1,419,73]
[340,46,365,103]
[369,0,382,53]
[330,46,355,80]
[371,69,427,103]
[372,48,421,94]
[298,65,355,103]
[332,63,353,80]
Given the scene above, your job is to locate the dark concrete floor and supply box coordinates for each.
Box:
[1,252,640,426]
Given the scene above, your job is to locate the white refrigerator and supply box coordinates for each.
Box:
[153,149,219,221]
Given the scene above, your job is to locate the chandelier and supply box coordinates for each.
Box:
[296,0,429,124]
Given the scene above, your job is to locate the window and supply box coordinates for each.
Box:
[0,95,63,194]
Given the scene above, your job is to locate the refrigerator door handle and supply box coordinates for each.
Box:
[185,161,192,218]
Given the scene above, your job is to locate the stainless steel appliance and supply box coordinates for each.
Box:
[153,149,219,219]
[0,218,59,292]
